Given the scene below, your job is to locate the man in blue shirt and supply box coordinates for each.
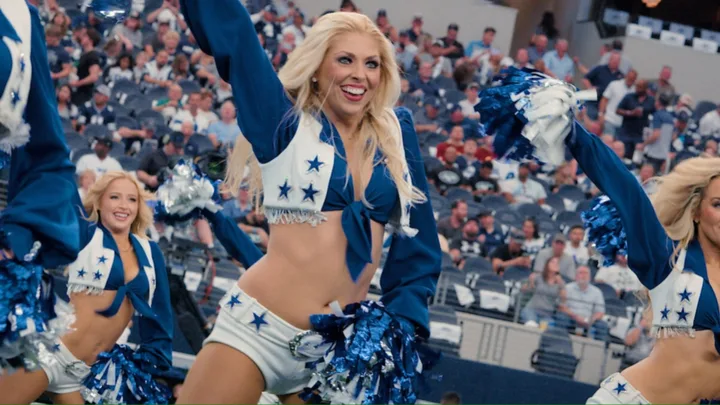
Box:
[45,24,72,85]
[78,84,116,133]
[641,94,674,173]
[583,52,624,101]
[409,62,440,97]
[443,104,480,139]
[616,80,654,158]
[542,39,574,82]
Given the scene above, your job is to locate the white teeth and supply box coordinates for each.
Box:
[342,86,365,95]
[114,213,129,220]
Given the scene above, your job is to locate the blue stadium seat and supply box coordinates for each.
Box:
[556,185,586,202]
[136,109,167,128]
[530,175,552,193]
[556,210,582,230]
[431,195,448,213]
[84,124,109,139]
[126,94,153,116]
[605,297,627,318]
[65,131,88,151]
[575,198,593,214]
[622,292,643,308]
[424,132,446,148]
[494,208,523,229]
[178,79,202,94]
[536,218,560,236]
[544,193,566,213]
[71,148,93,164]
[60,117,74,132]
[466,201,486,218]
[111,103,131,118]
[517,203,547,219]
[115,115,139,130]
[154,124,172,140]
[434,76,457,91]
[480,194,509,211]
[477,273,506,293]
[502,266,531,283]
[694,101,716,122]
[146,86,168,102]
[429,304,459,325]
[593,282,618,301]
[423,156,444,175]
[445,187,472,203]
[531,326,579,380]
[118,155,140,171]
[112,79,141,99]
[443,89,465,104]
[186,134,215,157]
[110,142,125,158]
[463,256,493,273]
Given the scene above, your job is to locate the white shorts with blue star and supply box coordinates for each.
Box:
[587,373,650,404]
[204,285,314,396]
[37,339,91,394]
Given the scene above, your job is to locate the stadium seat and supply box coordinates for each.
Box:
[115,115,139,130]
[434,75,457,91]
[517,203,547,219]
[84,124,109,139]
[622,292,643,308]
[111,103,131,118]
[136,109,167,129]
[109,142,126,158]
[429,304,459,325]
[531,326,579,380]
[466,201,486,218]
[445,186,473,203]
[60,117,74,132]
[530,176,552,193]
[178,79,202,94]
[126,94,153,116]
[424,132,446,148]
[494,208,523,229]
[186,134,215,157]
[555,210,583,230]
[536,218,560,236]
[502,266,531,283]
[64,131,88,151]
[118,155,141,171]
[556,185,586,202]
[443,89,465,104]
[111,79,141,99]
[146,86,169,102]
[575,199,593,214]
[423,156,444,175]
[463,256,493,273]
[431,195,448,213]
[480,194,509,211]
[694,101,716,122]
[544,193,566,213]
[605,297,627,318]
[593,282,618,301]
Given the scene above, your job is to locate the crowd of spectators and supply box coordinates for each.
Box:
[30,0,719,378]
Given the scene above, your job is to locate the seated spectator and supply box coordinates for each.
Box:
[491,234,531,274]
[669,93,694,121]
[436,125,465,161]
[520,257,566,325]
[413,96,442,134]
[565,225,591,266]
[594,255,642,297]
[133,51,149,82]
[198,90,219,124]
[171,53,194,81]
[622,313,654,369]
[56,84,79,127]
[404,13,426,44]
[449,218,486,266]
[282,9,309,46]
[521,218,546,259]
[437,200,467,241]
[433,147,463,194]
[456,138,481,179]
[528,34,548,64]
[501,162,547,205]
[429,40,453,79]
[75,134,123,178]
[78,84,116,133]
[207,100,242,147]
[239,207,270,250]
[222,185,252,220]
[465,26,497,59]
[395,31,418,72]
[77,169,97,200]
[699,105,720,138]
[534,233,576,280]
[513,48,533,70]
[557,266,608,341]
[153,83,184,122]
[171,91,211,133]
[442,105,479,139]
[477,210,503,253]
[136,131,185,191]
[409,62,440,97]
[549,162,577,192]
[142,49,173,90]
[163,30,184,62]
[611,140,636,171]
[637,163,656,193]
[465,160,500,199]
[458,82,480,120]
[272,31,296,69]
[438,23,464,63]
[111,10,143,50]
[106,53,134,85]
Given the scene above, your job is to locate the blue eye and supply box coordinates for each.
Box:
[338,56,352,64]
[366,60,379,69]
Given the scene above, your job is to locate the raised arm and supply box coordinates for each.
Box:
[202,209,263,269]
[3,6,79,268]
[179,0,294,163]
[380,108,442,339]
[568,122,674,288]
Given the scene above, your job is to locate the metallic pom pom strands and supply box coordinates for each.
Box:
[89,0,132,24]
[152,160,222,225]
[581,195,628,266]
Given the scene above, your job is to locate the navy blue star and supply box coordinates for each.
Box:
[93,270,103,281]
[278,180,292,200]
[306,155,325,173]
[301,183,320,203]
[249,312,269,332]
[677,307,690,322]
[97,255,108,264]
[51,343,61,352]
[19,55,25,73]
[10,91,19,106]
[77,268,87,278]
[660,306,670,321]
[227,294,241,309]
[679,288,692,303]
[613,382,627,395]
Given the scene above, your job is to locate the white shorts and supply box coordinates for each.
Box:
[204,285,313,396]
[38,340,91,394]
[587,373,650,404]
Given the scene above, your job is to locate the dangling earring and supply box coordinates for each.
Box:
[312,77,318,83]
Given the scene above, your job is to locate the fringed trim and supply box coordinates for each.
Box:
[651,325,696,339]
[67,284,105,296]
[0,116,30,155]
[386,221,419,238]
[264,207,327,227]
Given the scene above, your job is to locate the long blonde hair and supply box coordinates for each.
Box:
[82,171,154,237]
[226,11,425,207]
[650,157,720,262]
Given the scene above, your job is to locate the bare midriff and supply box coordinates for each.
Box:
[237,211,386,330]
[621,330,720,403]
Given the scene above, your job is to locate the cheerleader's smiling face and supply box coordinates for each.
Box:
[697,177,720,248]
[99,178,139,235]
[316,32,381,124]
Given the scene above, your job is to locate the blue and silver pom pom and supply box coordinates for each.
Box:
[0,241,73,374]
[475,67,596,164]
[581,195,627,266]
[87,0,133,24]
[152,160,222,225]
[83,345,175,404]
[297,301,425,404]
